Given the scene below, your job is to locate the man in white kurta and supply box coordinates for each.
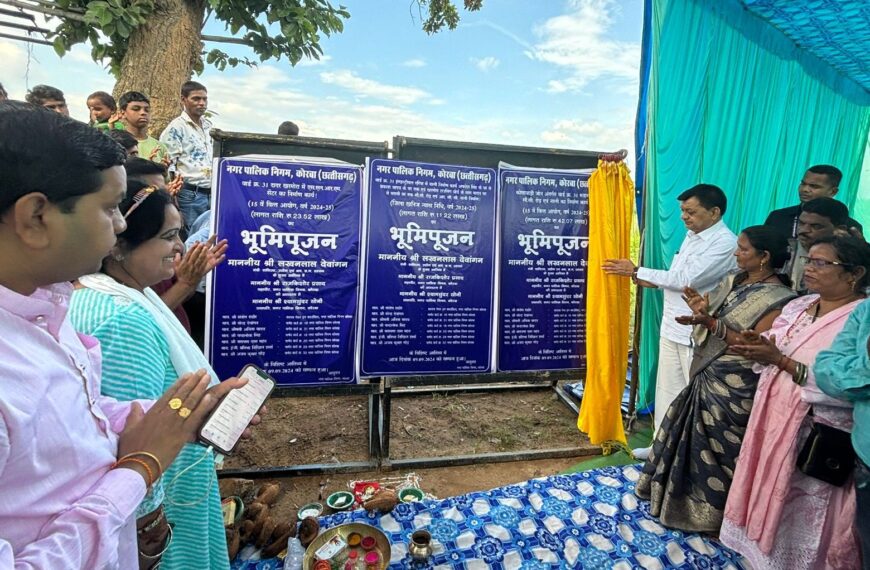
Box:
[604,184,738,458]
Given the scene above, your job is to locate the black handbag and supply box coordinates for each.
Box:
[796,419,855,487]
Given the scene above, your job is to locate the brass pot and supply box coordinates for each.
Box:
[408,529,433,561]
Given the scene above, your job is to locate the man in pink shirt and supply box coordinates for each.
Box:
[0,101,251,569]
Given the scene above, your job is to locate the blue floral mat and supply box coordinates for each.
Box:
[232,465,745,569]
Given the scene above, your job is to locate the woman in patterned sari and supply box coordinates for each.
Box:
[636,225,796,532]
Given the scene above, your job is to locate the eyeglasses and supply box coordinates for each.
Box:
[800,256,852,269]
[123,185,158,219]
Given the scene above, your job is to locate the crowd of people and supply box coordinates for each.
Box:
[1,77,869,570]
[0,81,300,235]
[0,82,259,569]
[605,170,869,569]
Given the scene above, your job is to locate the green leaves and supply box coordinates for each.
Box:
[50,0,155,69]
[81,0,153,37]
[46,0,480,76]
[417,0,482,34]
[206,48,258,71]
[205,0,349,67]
[52,37,66,58]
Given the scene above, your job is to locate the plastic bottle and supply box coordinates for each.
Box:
[284,537,305,570]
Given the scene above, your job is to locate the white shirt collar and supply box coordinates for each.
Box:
[180,110,212,130]
[689,219,727,241]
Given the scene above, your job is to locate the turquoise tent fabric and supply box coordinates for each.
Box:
[637,0,870,409]
[857,142,870,229]
[741,0,870,93]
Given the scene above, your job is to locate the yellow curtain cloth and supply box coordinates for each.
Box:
[578,159,634,447]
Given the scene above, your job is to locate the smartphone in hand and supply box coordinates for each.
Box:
[198,364,275,455]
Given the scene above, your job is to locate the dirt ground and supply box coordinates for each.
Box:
[388,389,586,458]
[221,456,586,524]
[221,386,599,521]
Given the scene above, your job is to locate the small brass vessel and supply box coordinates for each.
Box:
[408,529,433,561]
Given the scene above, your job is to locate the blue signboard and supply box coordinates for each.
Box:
[207,157,362,385]
[360,159,497,375]
[497,166,591,371]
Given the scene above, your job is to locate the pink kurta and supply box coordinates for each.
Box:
[0,282,149,569]
[720,295,861,570]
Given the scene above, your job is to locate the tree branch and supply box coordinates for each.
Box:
[0,30,52,45]
[0,6,37,20]
[0,20,51,34]
[201,34,251,46]
[26,0,83,12]
[0,0,86,22]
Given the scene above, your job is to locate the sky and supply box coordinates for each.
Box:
[0,0,643,171]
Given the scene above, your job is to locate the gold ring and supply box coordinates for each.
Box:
[169,398,183,410]
[178,407,191,418]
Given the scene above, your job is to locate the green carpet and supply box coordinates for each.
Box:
[561,425,653,474]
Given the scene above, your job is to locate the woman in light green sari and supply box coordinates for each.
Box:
[636,225,797,533]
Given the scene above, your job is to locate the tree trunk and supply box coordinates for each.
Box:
[113,0,206,137]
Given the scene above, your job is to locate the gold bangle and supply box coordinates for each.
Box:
[114,457,154,488]
[119,452,164,478]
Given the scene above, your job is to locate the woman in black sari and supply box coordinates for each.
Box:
[636,225,797,533]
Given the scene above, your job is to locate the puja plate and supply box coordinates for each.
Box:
[303,522,391,570]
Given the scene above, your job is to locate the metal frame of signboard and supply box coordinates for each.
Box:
[211,131,391,479]
[377,370,597,471]
[392,136,601,170]
[211,129,391,165]
[217,371,594,479]
[362,137,603,470]
[210,132,612,479]
[217,380,384,479]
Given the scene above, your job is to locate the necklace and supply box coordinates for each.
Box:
[739,271,776,287]
[107,261,145,291]
[809,300,821,322]
[724,272,776,305]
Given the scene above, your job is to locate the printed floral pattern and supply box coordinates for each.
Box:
[231,466,745,570]
[473,536,506,563]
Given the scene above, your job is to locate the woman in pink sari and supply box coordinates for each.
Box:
[720,236,870,570]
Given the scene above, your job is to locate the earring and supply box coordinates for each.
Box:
[760,260,766,272]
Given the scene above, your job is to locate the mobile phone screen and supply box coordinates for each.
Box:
[199,365,274,454]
